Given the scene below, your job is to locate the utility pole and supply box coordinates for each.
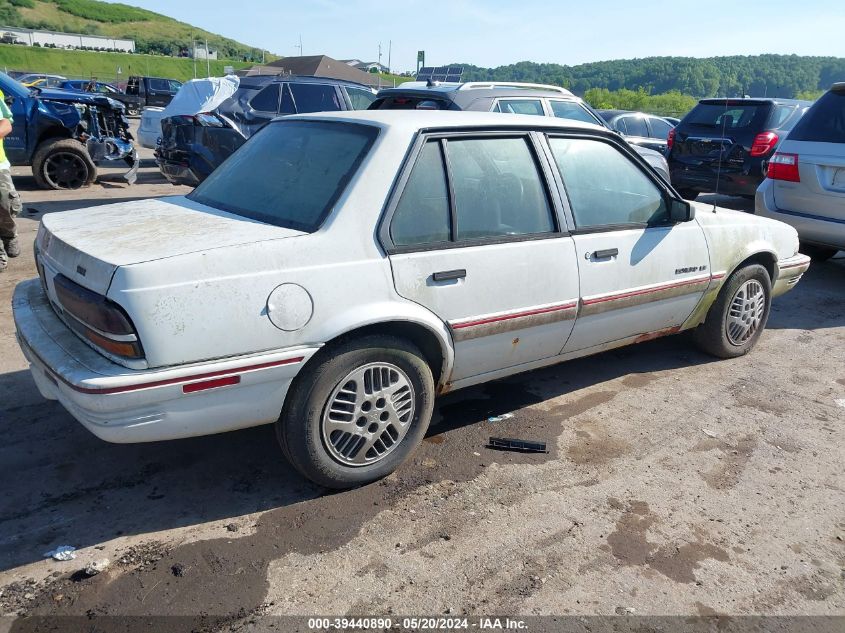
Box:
[192,33,197,79]
[294,34,302,56]
[206,38,210,77]
[388,40,392,75]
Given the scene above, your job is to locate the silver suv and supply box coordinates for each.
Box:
[756,82,845,260]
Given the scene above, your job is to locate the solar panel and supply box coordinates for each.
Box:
[415,67,434,81]
[416,65,464,83]
[431,75,447,82]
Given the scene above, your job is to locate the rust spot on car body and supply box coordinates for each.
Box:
[633,326,681,344]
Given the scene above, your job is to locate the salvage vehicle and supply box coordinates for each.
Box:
[156,75,376,186]
[13,111,810,488]
[0,72,137,189]
[124,76,183,115]
[756,83,845,261]
[598,109,674,154]
[668,97,812,199]
[370,81,672,180]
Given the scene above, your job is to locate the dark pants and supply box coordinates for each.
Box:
[0,170,22,267]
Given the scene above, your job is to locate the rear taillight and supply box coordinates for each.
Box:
[767,152,800,182]
[53,274,144,360]
[750,131,779,157]
[667,128,675,151]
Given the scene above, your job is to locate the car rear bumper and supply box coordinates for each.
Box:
[756,179,845,250]
[13,279,319,443]
[773,253,811,298]
[156,157,203,187]
[670,161,763,196]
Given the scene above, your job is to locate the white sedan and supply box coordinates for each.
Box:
[13,111,810,488]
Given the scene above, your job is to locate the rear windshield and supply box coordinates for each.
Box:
[189,120,378,232]
[684,103,768,131]
[788,90,845,144]
[370,95,450,110]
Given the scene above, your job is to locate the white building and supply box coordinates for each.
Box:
[0,26,135,52]
[191,45,217,60]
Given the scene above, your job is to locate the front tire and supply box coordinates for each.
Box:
[693,264,771,358]
[277,335,435,489]
[31,138,97,190]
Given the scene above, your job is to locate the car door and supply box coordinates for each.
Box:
[384,132,580,383]
[544,134,711,353]
[3,90,29,163]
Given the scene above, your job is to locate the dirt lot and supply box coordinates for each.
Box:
[0,141,843,631]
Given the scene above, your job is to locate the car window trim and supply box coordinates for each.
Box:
[379,130,568,255]
[542,131,679,233]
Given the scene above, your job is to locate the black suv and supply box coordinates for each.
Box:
[667,97,811,199]
[369,81,670,180]
[157,75,377,186]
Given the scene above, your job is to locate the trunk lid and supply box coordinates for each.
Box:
[37,196,304,294]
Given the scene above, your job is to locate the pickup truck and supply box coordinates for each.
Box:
[123,76,182,115]
[0,71,137,189]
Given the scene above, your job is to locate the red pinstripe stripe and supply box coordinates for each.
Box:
[582,276,711,306]
[452,302,578,330]
[779,260,810,270]
[53,357,304,395]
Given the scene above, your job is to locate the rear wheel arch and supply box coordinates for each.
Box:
[306,320,450,389]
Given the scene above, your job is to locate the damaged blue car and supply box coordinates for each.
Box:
[0,71,137,190]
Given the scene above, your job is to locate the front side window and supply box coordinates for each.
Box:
[190,121,378,232]
[148,78,169,92]
[496,99,545,116]
[289,83,342,113]
[549,100,602,124]
[623,116,649,137]
[550,137,667,228]
[250,84,280,112]
[390,142,451,246]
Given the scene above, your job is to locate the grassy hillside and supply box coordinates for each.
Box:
[458,55,845,99]
[0,0,274,61]
[0,43,251,81]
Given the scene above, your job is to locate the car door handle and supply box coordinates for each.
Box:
[591,248,619,260]
[432,269,466,281]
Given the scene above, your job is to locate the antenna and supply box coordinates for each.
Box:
[712,96,730,213]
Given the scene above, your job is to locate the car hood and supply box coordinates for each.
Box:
[37,196,305,294]
[36,87,123,110]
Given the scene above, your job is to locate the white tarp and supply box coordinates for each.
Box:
[161,75,240,118]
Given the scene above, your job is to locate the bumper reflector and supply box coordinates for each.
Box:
[182,375,241,394]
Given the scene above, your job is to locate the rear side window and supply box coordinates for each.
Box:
[685,103,766,130]
[623,116,649,137]
[189,121,378,232]
[550,138,667,228]
[148,78,170,92]
[769,104,798,129]
[391,142,451,246]
[789,90,845,143]
[496,99,545,116]
[289,83,342,113]
[649,117,673,139]
[250,84,280,112]
[549,100,602,124]
[388,136,555,247]
[347,87,377,110]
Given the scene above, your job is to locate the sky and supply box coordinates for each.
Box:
[109,0,845,71]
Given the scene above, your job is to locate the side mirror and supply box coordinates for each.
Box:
[670,198,695,222]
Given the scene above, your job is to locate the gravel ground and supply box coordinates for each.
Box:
[0,138,842,632]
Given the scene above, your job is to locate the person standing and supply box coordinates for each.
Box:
[0,88,22,272]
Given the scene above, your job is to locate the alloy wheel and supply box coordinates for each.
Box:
[44,152,88,189]
[726,279,766,345]
[321,362,415,467]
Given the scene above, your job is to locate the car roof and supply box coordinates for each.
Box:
[698,97,813,107]
[269,74,374,90]
[378,81,574,101]
[283,109,607,134]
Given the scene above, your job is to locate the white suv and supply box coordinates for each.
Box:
[13,111,809,488]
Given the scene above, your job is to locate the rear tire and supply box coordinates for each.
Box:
[693,264,771,359]
[277,335,435,489]
[32,138,97,190]
[676,188,699,200]
[800,243,837,262]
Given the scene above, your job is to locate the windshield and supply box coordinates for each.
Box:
[189,120,378,232]
[0,71,31,99]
